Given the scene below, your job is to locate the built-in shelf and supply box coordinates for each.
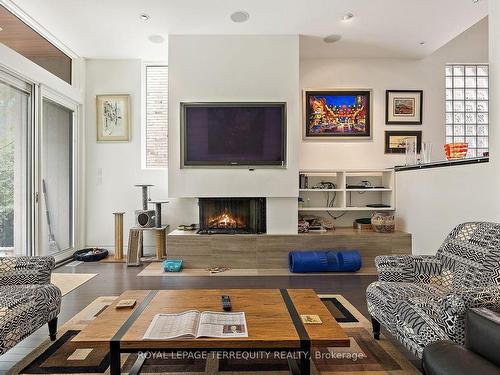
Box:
[299,206,395,212]
[394,156,489,172]
[346,188,393,192]
[299,189,343,192]
[298,169,395,213]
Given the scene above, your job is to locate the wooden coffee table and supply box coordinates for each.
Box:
[73,289,349,375]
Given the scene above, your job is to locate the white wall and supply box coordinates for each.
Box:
[396,14,500,254]
[167,35,300,234]
[85,59,197,253]
[300,18,489,170]
[396,164,499,253]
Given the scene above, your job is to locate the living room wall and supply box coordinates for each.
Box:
[84,59,197,253]
[299,17,488,170]
[83,19,491,251]
[167,35,300,234]
[397,9,500,254]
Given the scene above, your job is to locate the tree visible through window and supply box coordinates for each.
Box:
[445,64,489,158]
[145,65,168,168]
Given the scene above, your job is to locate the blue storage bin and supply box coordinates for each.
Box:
[163,259,183,272]
[289,250,361,273]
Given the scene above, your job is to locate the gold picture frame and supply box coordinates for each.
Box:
[96,94,131,142]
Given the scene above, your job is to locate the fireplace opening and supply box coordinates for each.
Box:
[198,198,266,234]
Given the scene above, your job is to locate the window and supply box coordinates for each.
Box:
[41,99,75,254]
[446,64,489,158]
[144,65,168,168]
[0,74,31,256]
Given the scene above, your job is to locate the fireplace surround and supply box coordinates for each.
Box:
[198,198,266,234]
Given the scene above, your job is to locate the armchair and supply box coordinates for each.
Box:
[0,256,62,355]
[366,222,500,358]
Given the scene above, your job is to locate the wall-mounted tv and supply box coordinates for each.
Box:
[181,102,287,168]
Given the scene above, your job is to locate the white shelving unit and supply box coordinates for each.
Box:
[298,169,395,213]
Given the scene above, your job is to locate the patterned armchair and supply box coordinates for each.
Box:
[366,222,500,359]
[0,256,62,355]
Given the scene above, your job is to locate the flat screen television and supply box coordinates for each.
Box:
[181,102,287,167]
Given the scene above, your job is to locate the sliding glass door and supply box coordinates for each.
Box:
[0,75,32,257]
[38,98,75,258]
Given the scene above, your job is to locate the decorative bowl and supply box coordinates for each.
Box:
[371,212,395,233]
[444,143,468,160]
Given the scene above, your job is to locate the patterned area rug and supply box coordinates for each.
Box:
[51,273,98,296]
[8,295,419,375]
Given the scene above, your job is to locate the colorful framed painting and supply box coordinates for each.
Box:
[385,131,422,154]
[386,90,423,125]
[304,89,371,139]
[96,94,131,142]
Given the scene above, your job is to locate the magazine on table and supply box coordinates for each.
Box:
[143,310,248,339]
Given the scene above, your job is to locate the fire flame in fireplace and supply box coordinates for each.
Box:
[208,210,245,229]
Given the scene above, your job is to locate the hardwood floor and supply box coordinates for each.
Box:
[0,262,422,373]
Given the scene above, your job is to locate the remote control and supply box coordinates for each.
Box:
[221,295,232,311]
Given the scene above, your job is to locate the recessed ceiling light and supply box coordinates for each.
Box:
[472,0,480,3]
[148,35,164,44]
[0,26,3,32]
[139,13,150,21]
[323,34,342,44]
[420,41,426,46]
[230,11,250,23]
[342,13,354,21]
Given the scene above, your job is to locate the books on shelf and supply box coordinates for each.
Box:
[143,310,248,340]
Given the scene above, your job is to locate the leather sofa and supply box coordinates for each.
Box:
[422,308,500,375]
[0,256,62,354]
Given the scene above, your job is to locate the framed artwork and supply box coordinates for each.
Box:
[96,94,130,141]
[304,89,371,139]
[386,90,423,125]
[385,131,422,154]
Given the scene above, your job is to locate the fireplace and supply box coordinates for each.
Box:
[198,198,266,234]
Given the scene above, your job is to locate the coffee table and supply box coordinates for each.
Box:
[73,289,350,375]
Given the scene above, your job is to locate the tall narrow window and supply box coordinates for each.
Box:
[0,73,32,257]
[40,99,74,255]
[145,65,168,168]
[445,64,489,158]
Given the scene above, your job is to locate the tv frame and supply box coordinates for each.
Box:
[180,102,287,168]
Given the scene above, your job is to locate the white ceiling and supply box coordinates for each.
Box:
[8,0,489,60]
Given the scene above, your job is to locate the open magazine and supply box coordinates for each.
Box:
[143,310,248,339]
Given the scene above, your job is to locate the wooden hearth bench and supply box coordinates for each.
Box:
[166,228,411,272]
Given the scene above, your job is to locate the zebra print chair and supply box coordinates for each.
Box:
[0,256,61,355]
[366,222,500,359]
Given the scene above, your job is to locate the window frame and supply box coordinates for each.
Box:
[445,63,489,158]
[141,61,168,170]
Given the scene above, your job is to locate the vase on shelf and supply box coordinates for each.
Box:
[371,212,395,233]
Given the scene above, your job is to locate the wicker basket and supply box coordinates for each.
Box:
[371,212,395,233]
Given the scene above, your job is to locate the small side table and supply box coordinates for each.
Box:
[129,225,169,262]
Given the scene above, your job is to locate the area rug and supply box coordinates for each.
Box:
[137,262,377,277]
[51,273,98,296]
[9,294,419,375]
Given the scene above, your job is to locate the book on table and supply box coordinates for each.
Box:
[143,310,248,339]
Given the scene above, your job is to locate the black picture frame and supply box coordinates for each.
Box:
[304,90,371,139]
[385,131,422,154]
[385,90,423,125]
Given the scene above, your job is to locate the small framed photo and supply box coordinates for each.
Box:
[385,131,422,154]
[386,90,423,125]
[96,94,131,141]
[303,89,371,139]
